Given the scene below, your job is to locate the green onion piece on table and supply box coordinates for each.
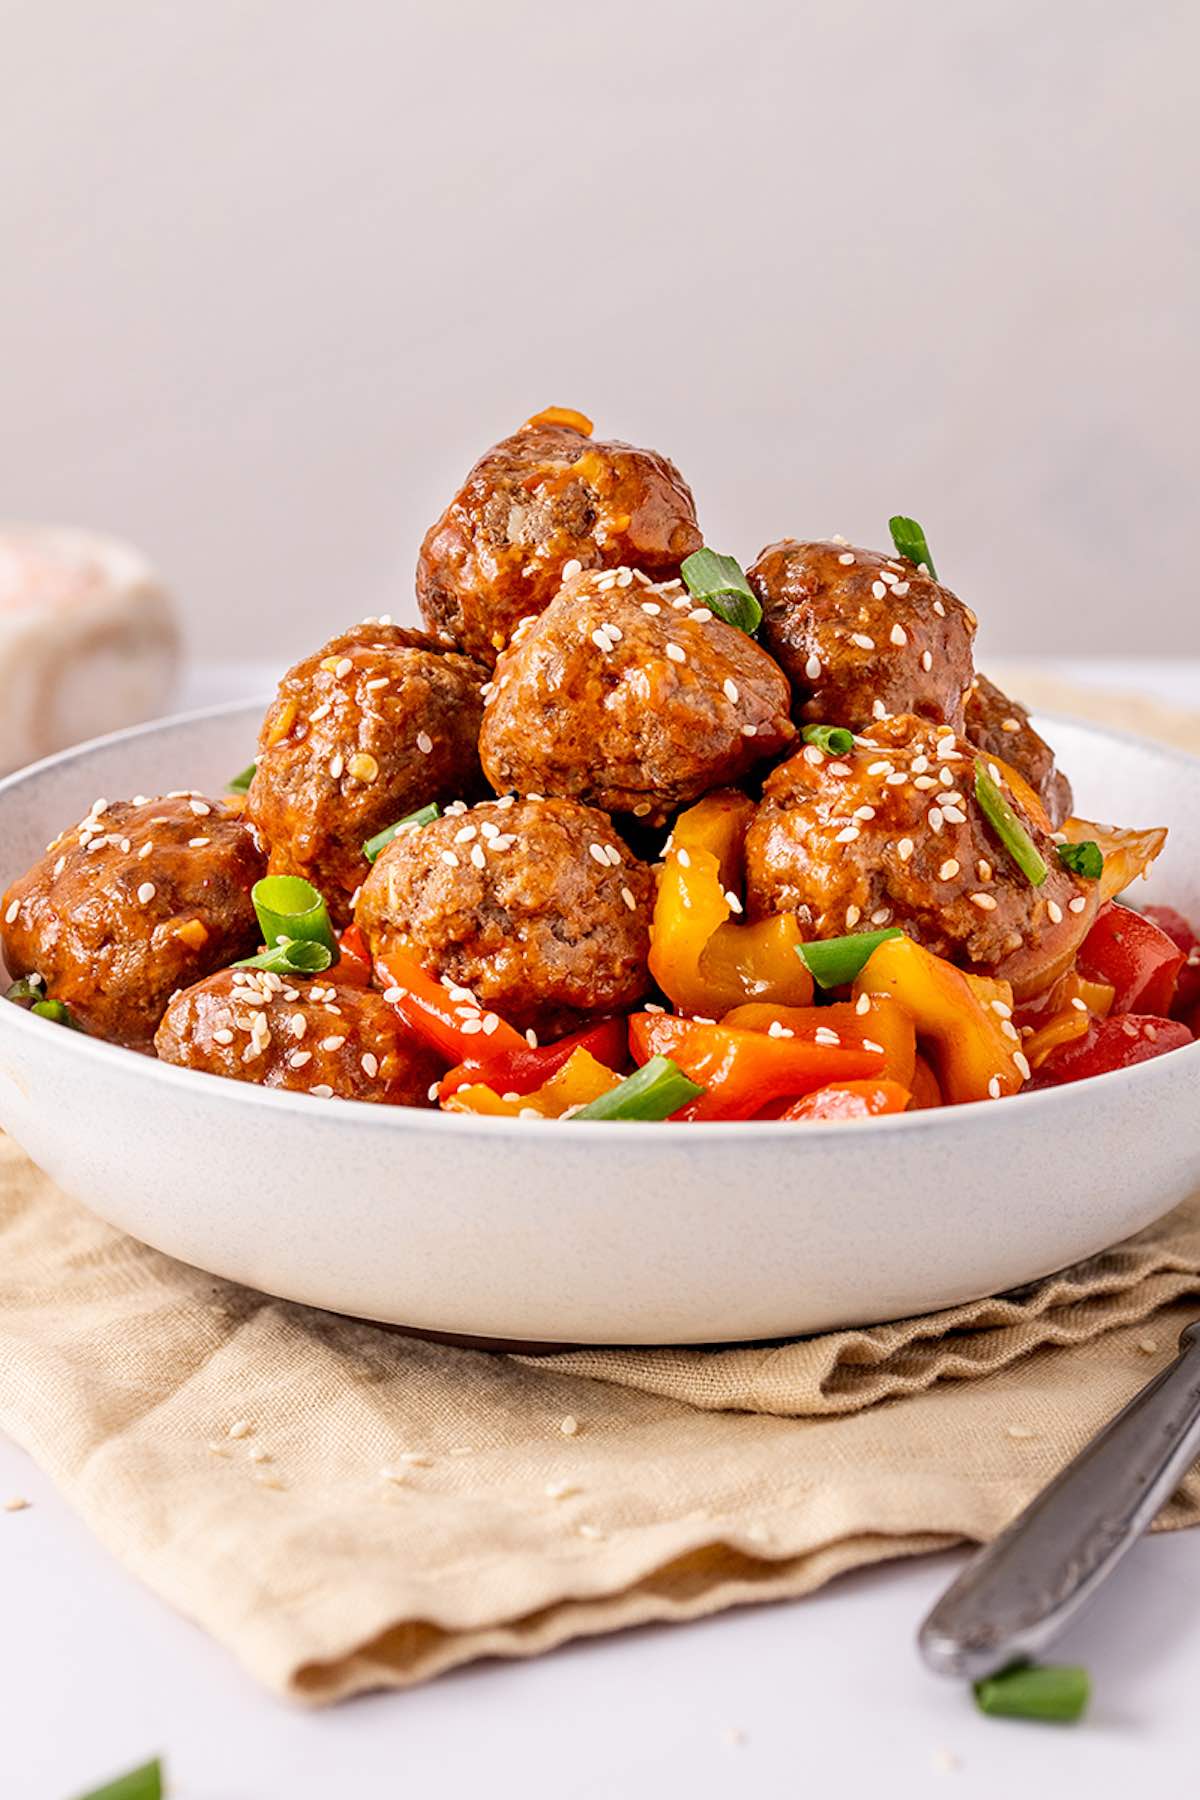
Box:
[227,761,257,794]
[797,928,904,990]
[31,998,80,1029]
[363,802,441,865]
[233,938,333,976]
[74,1755,163,1800]
[888,515,937,578]
[973,1663,1091,1724]
[4,976,45,1007]
[251,875,336,955]
[680,549,763,634]
[801,724,855,757]
[974,762,1048,886]
[1056,840,1104,880]
[571,1055,704,1121]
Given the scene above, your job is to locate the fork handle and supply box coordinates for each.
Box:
[919,1321,1200,1680]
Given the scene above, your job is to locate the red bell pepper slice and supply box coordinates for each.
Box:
[780,1079,912,1121]
[335,923,374,987]
[1143,905,1200,1017]
[375,945,527,1065]
[438,1017,628,1101]
[628,1012,885,1121]
[1029,1014,1191,1089]
[1076,902,1185,1017]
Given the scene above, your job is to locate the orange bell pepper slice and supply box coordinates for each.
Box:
[780,1079,912,1121]
[629,1011,884,1121]
[442,1046,621,1118]
[852,935,1024,1104]
[721,994,916,1090]
[649,792,814,1016]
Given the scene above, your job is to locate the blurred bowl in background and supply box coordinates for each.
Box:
[0,525,179,775]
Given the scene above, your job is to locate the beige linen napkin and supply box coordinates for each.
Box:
[1,674,1197,1703]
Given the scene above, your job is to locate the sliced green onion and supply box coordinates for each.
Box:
[797,928,904,990]
[234,938,333,975]
[801,724,855,757]
[887,515,937,579]
[251,875,336,955]
[571,1054,704,1121]
[974,762,1048,887]
[227,761,257,794]
[680,548,763,634]
[1056,840,1104,880]
[973,1663,1090,1724]
[31,998,81,1029]
[363,802,441,864]
[4,976,45,1008]
[76,1758,163,1800]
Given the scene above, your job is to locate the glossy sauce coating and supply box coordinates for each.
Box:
[748,539,976,730]
[247,621,486,924]
[744,714,1097,993]
[357,795,654,1035]
[155,967,441,1103]
[966,673,1073,827]
[479,567,795,825]
[417,414,702,665]
[1,794,263,1047]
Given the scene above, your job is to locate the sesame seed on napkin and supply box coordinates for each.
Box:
[0,675,1197,1702]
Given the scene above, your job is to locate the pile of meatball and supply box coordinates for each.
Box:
[1,406,1085,1108]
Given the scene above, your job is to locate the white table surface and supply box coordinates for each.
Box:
[4,658,1199,1800]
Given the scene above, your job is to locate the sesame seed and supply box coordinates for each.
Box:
[591,629,612,653]
[871,582,886,600]
[1069,896,1088,913]
[803,744,824,766]
[898,838,915,861]
[4,900,18,924]
[136,882,156,905]
[560,1415,580,1436]
[361,1052,379,1078]
[814,1026,841,1047]
[933,598,946,616]
[621,886,637,911]
[939,859,960,881]
[228,1419,252,1439]
[441,851,460,868]
[941,805,966,825]
[676,847,691,867]
[335,657,353,678]
[892,581,910,596]
[470,843,487,869]
[768,1020,795,1038]
[740,723,758,737]
[977,859,992,880]
[867,760,893,776]
[723,678,740,703]
[416,731,433,755]
[988,1076,1002,1099]
[846,904,861,928]
[189,836,211,849]
[329,753,345,779]
[870,908,890,925]
[854,805,875,821]
[641,601,662,616]
[1138,1337,1159,1354]
[855,993,871,1015]
[454,824,477,843]
[290,1014,307,1040]
[936,739,960,761]
[310,1084,334,1099]
[835,826,860,844]
[320,1035,346,1052]
[1013,1052,1032,1080]
[885,771,907,786]
[1001,1020,1020,1041]
[588,843,610,868]
[872,699,887,720]
[289,1050,312,1069]
[805,654,822,681]
[970,892,998,911]
[921,650,933,672]
[851,633,875,650]
[724,890,743,914]
[689,607,713,623]
[827,761,851,777]
[1047,900,1063,924]
[928,807,944,832]
[665,642,686,663]
[561,558,583,580]
[838,551,855,564]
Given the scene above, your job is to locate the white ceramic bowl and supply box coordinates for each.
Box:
[1,701,1198,1345]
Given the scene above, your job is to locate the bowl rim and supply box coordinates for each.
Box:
[1,696,1198,1144]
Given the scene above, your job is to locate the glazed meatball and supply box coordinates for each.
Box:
[246,622,486,925]
[1,794,263,1046]
[966,673,1073,828]
[747,539,976,731]
[155,967,441,1104]
[478,567,796,826]
[744,714,1098,1000]
[416,408,703,666]
[356,796,654,1035]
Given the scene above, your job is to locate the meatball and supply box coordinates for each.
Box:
[747,539,976,731]
[744,714,1098,1000]
[356,795,654,1035]
[246,622,486,925]
[155,967,440,1104]
[966,673,1073,828]
[1,793,263,1046]
[478,566,796,826]
[416,408,703,666]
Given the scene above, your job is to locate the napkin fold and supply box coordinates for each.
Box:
[1,674,1197,1702]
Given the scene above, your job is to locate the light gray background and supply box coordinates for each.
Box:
[3,0,1196,668]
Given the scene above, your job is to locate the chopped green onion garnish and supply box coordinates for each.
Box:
[75,1757,163,1800]
[571,1054,704,1121]
[251,875,336,955]
[801,724,855,757]
[974,762,1048,887]
[973,1663,1091,1724]
[887,515,937,579]
[4,976,45,1008]
[227,761,257,794]
[680,548,763,634]
[797,928,904,990]
[234,938,333,975]
[31,998,81,1029]
[363,802,441,864]
[1056,840,1104,880]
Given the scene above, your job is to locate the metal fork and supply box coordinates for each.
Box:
[919,1321,1200,1680]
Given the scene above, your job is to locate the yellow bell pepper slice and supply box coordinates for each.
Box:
[853,935,1024,1104]
[650,791,814,1015]
[441,1047,620,1118]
